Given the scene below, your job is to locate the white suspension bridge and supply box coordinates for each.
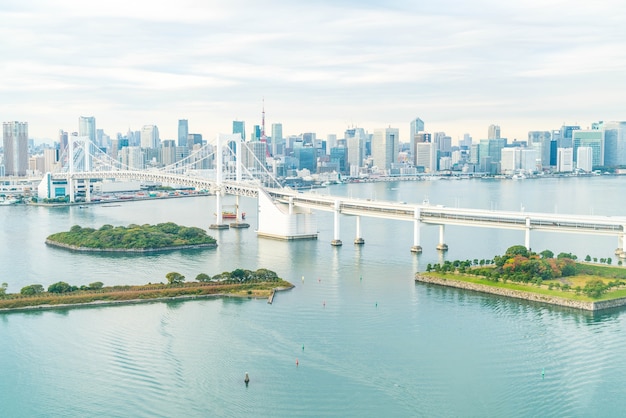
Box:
[40,134,626,256]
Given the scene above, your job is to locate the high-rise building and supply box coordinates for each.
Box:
[572,130,604,167]
[233,120,245,141]
[58,130,69,153]
[602,121,626,167]
[161,140,177,166]
[559,125,580,148]
[409,118,425,156]
[415,142,432,172]
[488,124,501,140]
[346,127,366,177]
[271,123,283,156]
[178,119,189,148]
[557,148,573,172]
[577,147,593,172]
[140,125,160,149]
[528,131,551,168]
[79,116,96,144]
[372,127,399,172]
[3,121,29,176]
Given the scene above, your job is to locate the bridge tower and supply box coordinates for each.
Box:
[67,136,91,203]
[410,208,422,253]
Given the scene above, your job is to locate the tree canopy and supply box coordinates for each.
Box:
[47,222,216,250]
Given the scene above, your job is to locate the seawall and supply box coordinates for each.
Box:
[415,274,626,312]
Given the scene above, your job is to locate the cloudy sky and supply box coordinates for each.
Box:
[2,0,626,144]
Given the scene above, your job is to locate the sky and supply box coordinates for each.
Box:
[2,0,626,144]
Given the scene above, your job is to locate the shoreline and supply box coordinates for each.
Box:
[415,274,626,311]
[0,285,294,314]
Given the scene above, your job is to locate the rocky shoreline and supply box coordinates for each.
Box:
[415,274,626,311]
[45,239,217,253]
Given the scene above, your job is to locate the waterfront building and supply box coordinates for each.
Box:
[140,125,160,149]
[602,121,626,167]
[478,138,506,166]
[2,121,29,176]
[521,149,539,172]
[178,119,189,148]
[557,147,573,172]
[372,128,399,173]
[528,131,551,168]
[577,146,593,172]
[488,124,501,139]
[415,142,433,172]
[572,130,604,167]
[500,148,520,174]
[460,133,472,149]
[346,127,366,177]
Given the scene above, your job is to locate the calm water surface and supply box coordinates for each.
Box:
[1,176,626,417]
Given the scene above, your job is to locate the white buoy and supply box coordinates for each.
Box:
[244,372,250,385]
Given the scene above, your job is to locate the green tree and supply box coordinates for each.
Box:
[166,272,185,285]
[0,282,7,298]
[585,255,592,262]
[89,281,104,290]
[584,279,608,298]
[540,250,554,259]
[506,245,529,258]
[48,281,72,293]
[607,257,613,265]
[20,284,44,296]
[196,273,210,282]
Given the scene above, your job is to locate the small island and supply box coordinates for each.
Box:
[0,268,293,312]
[46,222,217,252]
[416,245,626,311]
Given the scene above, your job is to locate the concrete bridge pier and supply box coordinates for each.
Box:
[436,224,448,251]
[410,208,422,253]
[331,200,342,246]
[617,230,625,258]
[524,217,531,250]
[354,215,364,245]
[209,191,228,230]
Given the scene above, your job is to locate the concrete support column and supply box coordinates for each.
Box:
[84,139,90,203]
[436,224,448,251]
[331,200,342,246]
[68,140,75,203]
[236,137,242,183]
[209,190,228,229]
[411,208,422,253]
[354,215,364,245]
[617,229,625,258]
[525,217,531,250]
[288,196,294,215]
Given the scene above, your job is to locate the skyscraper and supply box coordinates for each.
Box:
[488,124,501,140]
[271,123,283,156]
[178,119,189,148]
[79,116,96,144]
[602,121,626,167]
[3,121,29,176]
[140,125,160,149]
[346,127,366,177]
[372,127,399,172]
[232,121,245,141]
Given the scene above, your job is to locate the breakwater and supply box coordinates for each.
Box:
[415,274,626,311]
[45,239,217,253]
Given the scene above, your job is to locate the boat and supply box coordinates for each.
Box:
[222,211,246,220]
[0,198,18,206]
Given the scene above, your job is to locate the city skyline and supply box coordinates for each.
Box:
[2,1,626,142]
